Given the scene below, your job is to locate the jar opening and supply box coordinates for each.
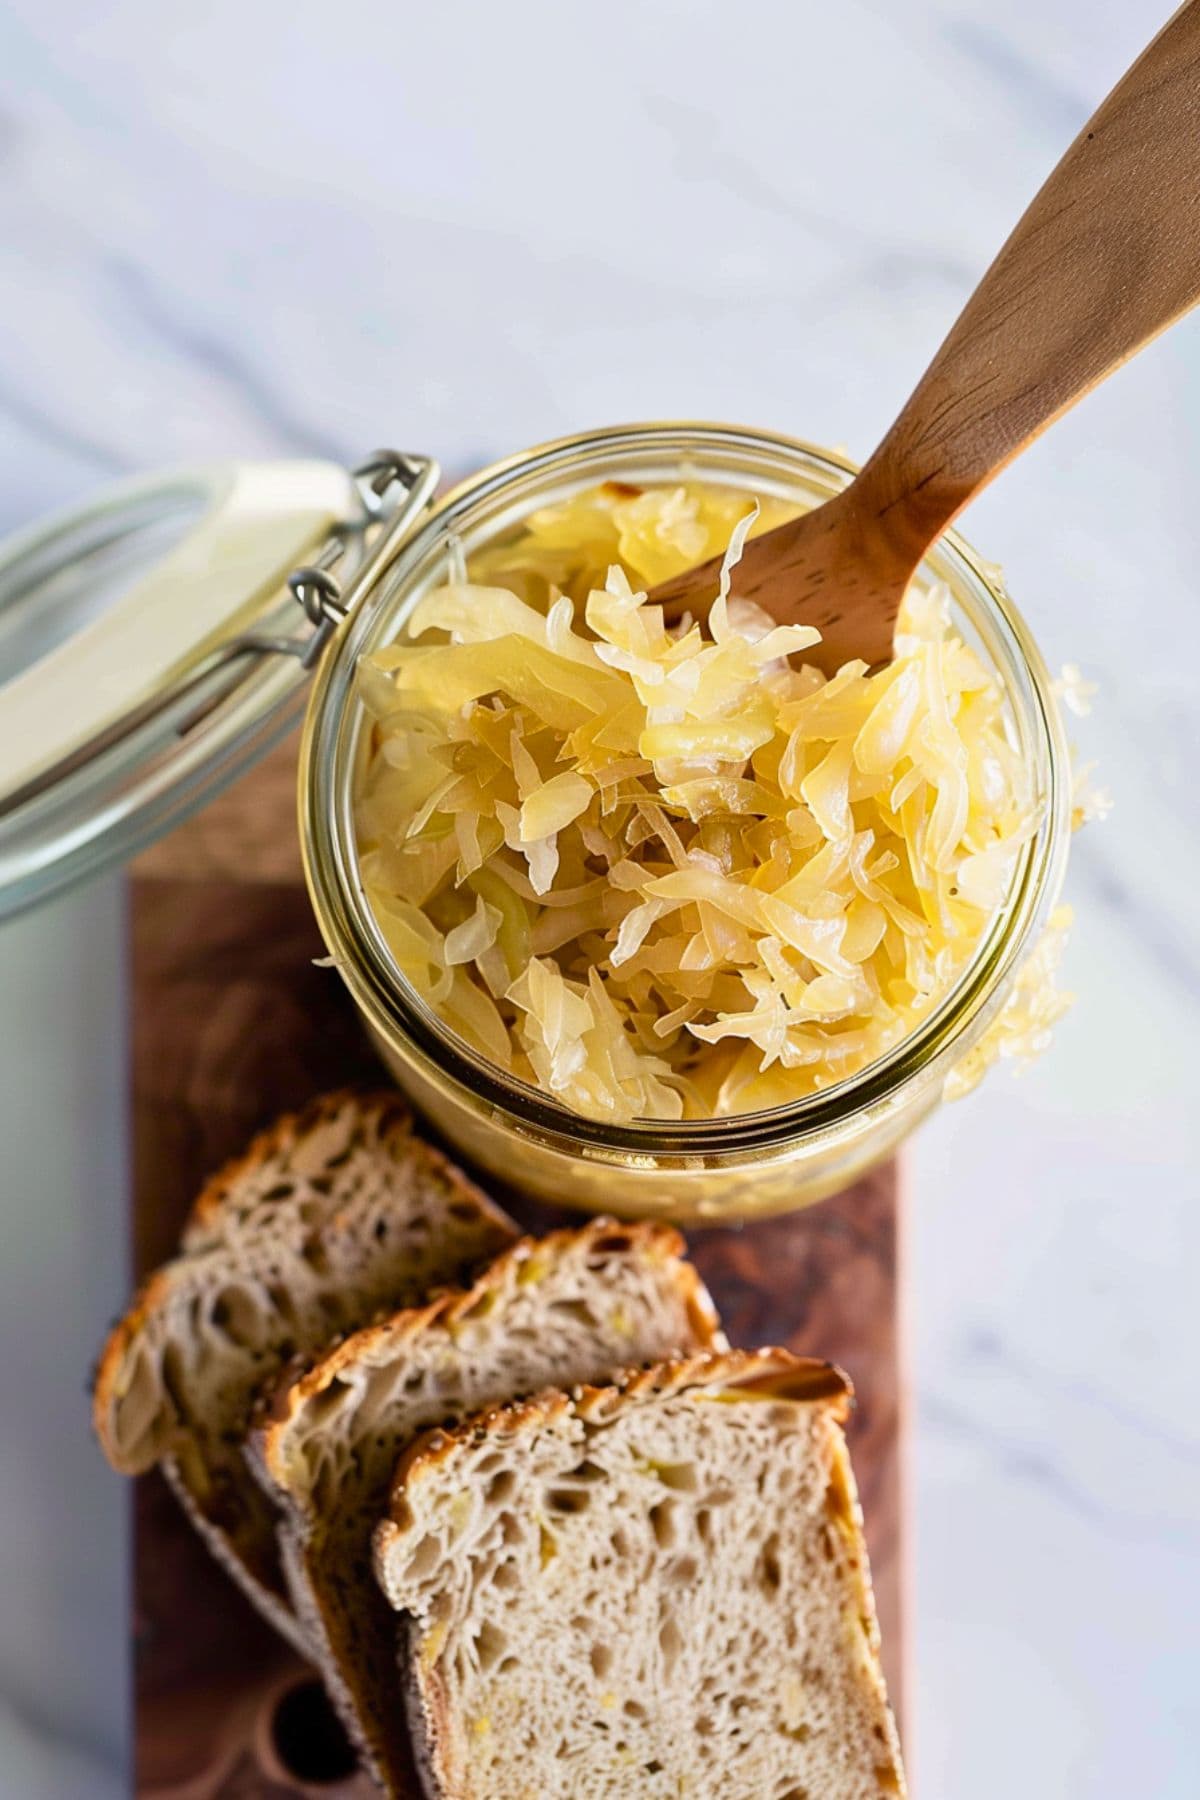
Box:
[301,422,1070,1157]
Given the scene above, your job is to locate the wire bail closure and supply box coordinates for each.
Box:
[285,566,347,669]
[0,449,440,824]
[282,449,440,669]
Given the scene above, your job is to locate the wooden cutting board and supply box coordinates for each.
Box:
[130,737,909,1798]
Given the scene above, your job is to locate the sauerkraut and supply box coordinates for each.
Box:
[354,480,1076,1122]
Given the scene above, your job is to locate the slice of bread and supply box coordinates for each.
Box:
[93,1091,516,1652]
[251,1219,723,1793]
[375,1348,905,1800]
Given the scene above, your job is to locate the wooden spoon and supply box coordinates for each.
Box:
[651,0,1200,672]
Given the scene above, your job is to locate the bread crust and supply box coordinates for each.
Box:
[250,1218,725,1795]
[162,1461,314,1662]
[92,1089,516,1652]
[381,1345,852,1533]
[375,1349,901,1800]
[91,1266,175,1471]
[182,1089,414,1243]
[92,1090,418,1457]
[254,1219,721,1508]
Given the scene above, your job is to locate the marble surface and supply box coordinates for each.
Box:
[1,0,1198,1793]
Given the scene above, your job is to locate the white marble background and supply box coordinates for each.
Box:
[1,1,1197,1794]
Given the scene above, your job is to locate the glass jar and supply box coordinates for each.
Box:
[299,422,1071,1222]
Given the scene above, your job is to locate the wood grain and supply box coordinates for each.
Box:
[133,733,305,887]
[130,746,908,1796]
[651,0,1200,669]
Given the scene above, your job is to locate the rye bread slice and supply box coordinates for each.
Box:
[375,1349,905,1800]
[93,1090,516,1651]
[250,1219,723,1791]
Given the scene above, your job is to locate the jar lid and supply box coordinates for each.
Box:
[0,450,439,918]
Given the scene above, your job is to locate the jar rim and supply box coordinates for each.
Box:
[300,420,1071,1157]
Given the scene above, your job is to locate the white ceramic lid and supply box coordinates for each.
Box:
[0,452,438,918]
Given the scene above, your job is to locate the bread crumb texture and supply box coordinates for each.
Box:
[92,1090,515,1604]
[377,1349,905,1799]
[252,1219,722,1790]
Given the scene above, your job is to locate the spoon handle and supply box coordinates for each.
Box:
[852,0,1200,564]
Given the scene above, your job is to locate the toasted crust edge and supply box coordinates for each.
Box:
[379,1346,852,1545]
[92,1088,515,1473]
[91,1088,517,1665]
[249,1218,723,1795]
[251,1216,723,1521]
[275,1522,420,1788]
[91,1265,178,1475]
[92,1091,413,1466]
[378,1347,877,1800]
[183,1088,413,1242]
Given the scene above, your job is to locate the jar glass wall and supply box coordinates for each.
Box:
[300,424,1070,1221]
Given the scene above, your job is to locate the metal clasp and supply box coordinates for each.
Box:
[266,448,441,668]
[0,450,440,822]
[284,565,347,669]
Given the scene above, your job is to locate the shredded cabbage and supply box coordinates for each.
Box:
[354,479,1082,1122]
